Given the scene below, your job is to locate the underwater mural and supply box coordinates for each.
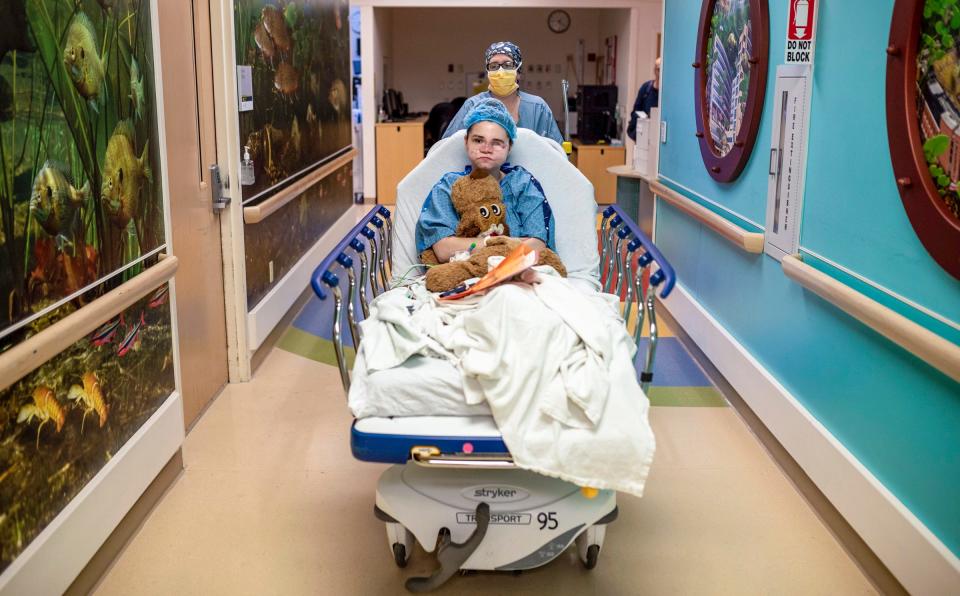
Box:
[245,161,351,307]
[0,282,175,573]
[234,0,352,203]
[705,0,752,157]
[0,0,165,340]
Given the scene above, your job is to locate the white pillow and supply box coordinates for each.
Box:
[390,129,600,292]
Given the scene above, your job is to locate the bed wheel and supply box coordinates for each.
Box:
[576,524,607,570]
[385,521,413,567]
[582,544,600,570]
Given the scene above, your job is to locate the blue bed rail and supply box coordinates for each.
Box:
[309,203,677,395]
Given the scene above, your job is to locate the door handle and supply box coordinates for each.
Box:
[208,164,231,211]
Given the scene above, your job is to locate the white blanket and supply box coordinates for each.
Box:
[349,271,655,496]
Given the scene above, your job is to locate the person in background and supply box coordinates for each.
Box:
[627,57,661,142]
[419,98,555,263]
[443,41,564,145]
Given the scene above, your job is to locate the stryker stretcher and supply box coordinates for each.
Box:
[310,130,675,591]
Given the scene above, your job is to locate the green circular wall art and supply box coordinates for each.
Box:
[694,0,769,182]
[887,0,960,279]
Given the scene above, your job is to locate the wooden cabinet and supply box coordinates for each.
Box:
[375,121,424,204]
[572,142,626,204]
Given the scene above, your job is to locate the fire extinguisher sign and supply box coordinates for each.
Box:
[785,0,817,64]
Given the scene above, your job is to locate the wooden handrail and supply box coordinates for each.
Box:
[782,255,960,384]
[0,256,179,392]
[243,148,357,224]
[649,179,764,253]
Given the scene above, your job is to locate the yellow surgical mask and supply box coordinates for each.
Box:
[488,69,519,96]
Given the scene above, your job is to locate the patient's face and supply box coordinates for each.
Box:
[465,121,510,174]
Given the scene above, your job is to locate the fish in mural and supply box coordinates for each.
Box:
[329,78,347,115]
[117,311,146,356]
[91,314,123,346]
[17,386,66,448]
[67,372,108,433]
[147,284,169,308]
[63,12,106,113]
[261,4,292,55]
[29,161,90,248]
[102,120,152,228]
[129,57,145,121]
[253,21,276,63]
[274,61,299,97]
[0,0,32,63]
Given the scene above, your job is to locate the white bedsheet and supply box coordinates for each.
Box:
[347,272,655,497]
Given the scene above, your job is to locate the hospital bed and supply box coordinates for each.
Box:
[310,130,675,591]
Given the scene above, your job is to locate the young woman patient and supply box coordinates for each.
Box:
[415,98,556,264]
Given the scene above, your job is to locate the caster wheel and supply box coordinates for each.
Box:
[393,543,408,568]
[583,544,600,570]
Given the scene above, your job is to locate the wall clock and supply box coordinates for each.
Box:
[548,10,570,34]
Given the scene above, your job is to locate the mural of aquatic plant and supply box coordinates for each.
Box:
[916,0,960,221]
[235,0,351,203]
[0,282,174,573]
[0,0,165,340]
[705,0,752,157]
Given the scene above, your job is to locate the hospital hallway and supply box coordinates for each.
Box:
[90,304,881,595]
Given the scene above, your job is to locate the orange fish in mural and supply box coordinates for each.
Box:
[68,372,108,433]
[274,62,299,96]
[253,21,276,63]
[261,5,292,54]
[17,386,66,448]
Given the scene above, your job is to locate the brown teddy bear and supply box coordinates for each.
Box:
[419,170,566,293]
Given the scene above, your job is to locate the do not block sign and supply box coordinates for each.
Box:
[785,0,818,65]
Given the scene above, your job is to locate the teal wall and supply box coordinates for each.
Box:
[659,0,960,557]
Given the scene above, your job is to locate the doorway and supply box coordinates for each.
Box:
[157,0,229,426]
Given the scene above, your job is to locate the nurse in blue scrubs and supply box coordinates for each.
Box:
[442,41,564,145]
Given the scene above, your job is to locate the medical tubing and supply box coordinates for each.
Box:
[330,285,351,393]
[350,239,371,319]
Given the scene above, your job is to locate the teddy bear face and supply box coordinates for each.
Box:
[456,199,508,237]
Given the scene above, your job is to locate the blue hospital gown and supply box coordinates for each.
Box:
[415,164,556,255]
[442,91,564,145]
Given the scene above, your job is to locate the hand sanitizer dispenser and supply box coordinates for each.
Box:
[240,145,255,186]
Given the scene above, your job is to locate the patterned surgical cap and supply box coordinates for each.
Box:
[484,41,522,66]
